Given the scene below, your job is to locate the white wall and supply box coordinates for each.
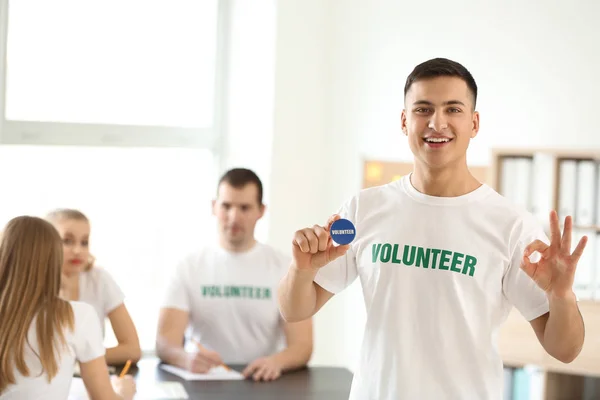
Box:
[328,0,600,167]
[262,0,600,373]
[221,0,276,242]
[268,0,357,368]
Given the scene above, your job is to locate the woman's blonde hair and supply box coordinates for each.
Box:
[0,216,74,392]
[45,208,95,271]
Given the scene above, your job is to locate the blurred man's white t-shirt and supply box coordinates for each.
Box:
[162,242,290,364]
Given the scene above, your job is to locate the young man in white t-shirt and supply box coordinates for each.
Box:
[277,58,587,399]
[157,168,313,381]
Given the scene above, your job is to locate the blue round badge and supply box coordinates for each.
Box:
[330,219,356,245]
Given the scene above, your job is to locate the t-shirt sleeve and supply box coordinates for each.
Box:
[502,224,550,321]
[99,269,125,315]
[71,302,106,363]
[161,257,191,312]
[313,196,359,294]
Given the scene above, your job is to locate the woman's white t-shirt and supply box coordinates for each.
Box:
[78,267,125,336]
[0,301,105,399]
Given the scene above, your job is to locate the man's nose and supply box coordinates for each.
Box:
[428,111,448,132]
[228,207,242,221]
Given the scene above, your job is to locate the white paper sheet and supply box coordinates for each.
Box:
[159,364,245,381]
[136,381,189,399]
[68,377,189,399]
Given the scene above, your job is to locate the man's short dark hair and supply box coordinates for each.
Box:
[218,168,263,205]
[404,58,478,108]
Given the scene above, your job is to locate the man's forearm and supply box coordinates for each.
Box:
[270,342,312,372]
[156,337,188,368]
[278,266,319,322]
[544,291,584,363]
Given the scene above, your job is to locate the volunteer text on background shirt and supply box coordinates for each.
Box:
[0,302,105,400]
[162,242,290,364]
[314,174,550,400]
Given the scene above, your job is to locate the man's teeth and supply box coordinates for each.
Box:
[425,138,451,143]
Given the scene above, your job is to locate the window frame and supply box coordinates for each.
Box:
[0,0,231,150]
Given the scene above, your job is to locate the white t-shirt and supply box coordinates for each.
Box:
[314,174,550,400]
[162,242,290,364]
[1,301,105,399]
[78,267,125,336]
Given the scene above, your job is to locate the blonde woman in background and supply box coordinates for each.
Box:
[46,209,141,366]
[0,216,136,399]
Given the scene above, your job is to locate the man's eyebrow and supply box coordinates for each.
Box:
[412,100,466,106]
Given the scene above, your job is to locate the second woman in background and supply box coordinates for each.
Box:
[0,216,136,399]
[46,209,141,366]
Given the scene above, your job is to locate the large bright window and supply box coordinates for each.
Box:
[0,145,219,351]
[0,0,278,354]
[0,0,222,147]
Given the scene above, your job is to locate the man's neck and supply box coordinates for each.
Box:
[411,159,481,197]
[220,238,257,253]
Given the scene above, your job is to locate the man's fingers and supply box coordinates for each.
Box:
[253,365,269,381]
[328,244,350,261]
[262,368,277,381]
[548,210,562,248]
[325,214,341,231]
[313,225,329,252]
[267,369,281,381]
[294,229,322,254]
[560,215,573,251]
[194,348,222,367]
[190,359,211,373]
[201,350,222,364]
[293,231,312,253]
[242,362,258,377]
[303,229,320,253]
[296,225,339,254]
[523,240,549,258]
[520,255,537,279]
[571,235,588,264]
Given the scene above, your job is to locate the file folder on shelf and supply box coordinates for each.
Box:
[573,228,597,300]
[558,159,577,222]
[575,160,597,227]
[500,157,533,212]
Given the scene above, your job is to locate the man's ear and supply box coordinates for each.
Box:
[471,111,480,139]
[401,110,408,136]
[211,199,217,216]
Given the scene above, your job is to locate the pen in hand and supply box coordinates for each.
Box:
[119,359,132,378]
[193,340,231,371]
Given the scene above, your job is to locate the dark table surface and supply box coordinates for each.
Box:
[120,358,353,400]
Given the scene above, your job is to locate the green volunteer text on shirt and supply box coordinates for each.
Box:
[201,285,272,299]
[372,243,477,276]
